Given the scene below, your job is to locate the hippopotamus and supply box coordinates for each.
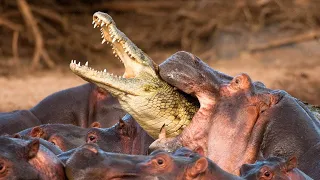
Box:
[0,83,126,134]
[64,143,240,180]
[86,114,154,155]
[0,110,41,134]
[30,83,126,127]
[137,148,242,180]
[64,143,150,180]
[150,51,320,176]
[0,136,66,179]
[17,122,101,151]
[240,156,312,179]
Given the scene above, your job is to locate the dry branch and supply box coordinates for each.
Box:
[248,29,320,52]
[96,1,184,12]
[17,0,55,69]
[11,31,20,65]
[0,17,23,31]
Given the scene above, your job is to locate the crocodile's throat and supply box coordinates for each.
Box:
[70,12,198,139]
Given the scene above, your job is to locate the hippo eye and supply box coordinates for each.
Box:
[87,135,97,143]
[235,78,240,84]
[50,141,56,145]
[157,159,164,165]
[0,163,5,173]
[89,136,95,141]
[263,170,271,177]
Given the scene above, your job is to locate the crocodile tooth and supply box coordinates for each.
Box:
[101,22,105,26]
[92,21,95,24]
[113,50,116,54]
[112,38,116,43]
[106,42,109,45]
[94,23,97,28]
[98,19,101,23]
[104,69,107,73]
[102,39,106,44]
[115,54,118,57]
[78,62,80,66]
[85,61,88,66]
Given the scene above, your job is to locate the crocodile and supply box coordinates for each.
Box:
[70,12,199,139]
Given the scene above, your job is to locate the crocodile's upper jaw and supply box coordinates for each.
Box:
[94,11,156,78]
[70,12,159,95]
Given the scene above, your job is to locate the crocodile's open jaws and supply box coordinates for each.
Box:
[70,12,199,139]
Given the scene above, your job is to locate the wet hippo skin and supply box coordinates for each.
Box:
[152,51,320,177]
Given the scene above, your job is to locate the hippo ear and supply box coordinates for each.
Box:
[188,157,208,178]
[25,139,40,159]
[90,122,101,128]
[194,146,204,156]
[30,126,45,138]
[159,124,166,139]
[286,156,297,171]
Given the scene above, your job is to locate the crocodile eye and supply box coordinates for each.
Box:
[0,163,5,173]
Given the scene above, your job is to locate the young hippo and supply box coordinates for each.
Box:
[135,147,242,180]
[0,136,66,180]
[240,156,312,180]
[65,143,153,180]
[18,122,101,151]
[152,51,320,175]
[86,114,154,155]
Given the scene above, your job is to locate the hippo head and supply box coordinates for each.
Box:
[0,136,65,180]
[18,123,100,151]
[86,114,154,155]
[240,156,306,180]
[65,143,152,180]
